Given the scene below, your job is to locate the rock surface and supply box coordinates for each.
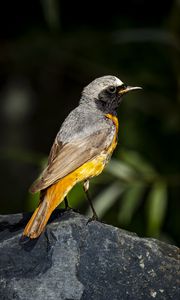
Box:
[0,210,179,300]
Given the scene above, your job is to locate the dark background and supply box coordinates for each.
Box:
[0,0,179,245]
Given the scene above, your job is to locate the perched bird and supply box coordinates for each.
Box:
[23,75,141,239]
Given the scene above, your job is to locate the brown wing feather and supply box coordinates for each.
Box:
[30,128,113,193]
[47,138,63,164]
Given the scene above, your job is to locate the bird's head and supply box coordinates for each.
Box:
[81,75,142,112]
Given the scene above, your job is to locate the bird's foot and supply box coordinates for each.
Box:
[86,213,99,224]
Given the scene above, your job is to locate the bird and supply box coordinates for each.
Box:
[23,75,141,239]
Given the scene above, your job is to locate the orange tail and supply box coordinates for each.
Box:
[23,153,106,239]
[23,176,76,239]
[23,197,51,239]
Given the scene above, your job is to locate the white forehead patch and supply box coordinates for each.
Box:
[114,77,123,86]
[82,75,125,99]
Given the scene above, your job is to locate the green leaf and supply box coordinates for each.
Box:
[86,181,125,217]
[26,191,40,211]
[66,182,85,208]
[105,158,137,182]
[120,149,157,181]
[118,182,146,225]
[145,181,167,238]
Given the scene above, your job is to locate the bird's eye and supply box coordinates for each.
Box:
[107,86,116,94]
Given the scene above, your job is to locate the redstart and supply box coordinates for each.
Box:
[23,75,141,239]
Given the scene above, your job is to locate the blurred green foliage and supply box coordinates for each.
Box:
[0,0,179,245]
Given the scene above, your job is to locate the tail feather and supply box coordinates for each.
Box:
[23,176,76,239]
[23,199,50,239]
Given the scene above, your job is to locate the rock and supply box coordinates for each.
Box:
[0,210,179,300]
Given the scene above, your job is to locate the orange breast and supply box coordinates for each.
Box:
[105,113,119,156]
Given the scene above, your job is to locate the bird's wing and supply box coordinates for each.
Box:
[30,127,113,193]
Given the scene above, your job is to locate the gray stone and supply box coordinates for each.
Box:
[0,210,179,300]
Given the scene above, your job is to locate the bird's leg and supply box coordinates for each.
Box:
[64,197,72,210]
[64,196,79,213]
[83,180,99,222]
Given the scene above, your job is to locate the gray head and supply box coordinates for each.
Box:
[80,75,141,112]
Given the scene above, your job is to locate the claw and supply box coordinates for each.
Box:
[86,213,99,225]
